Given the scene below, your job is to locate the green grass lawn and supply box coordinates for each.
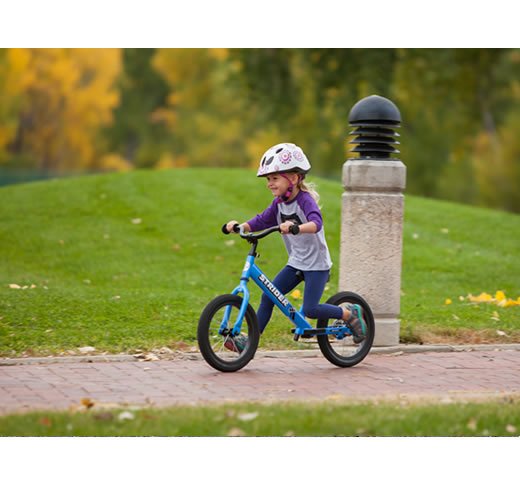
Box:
[1,399,519,436]
[1,168,519,356]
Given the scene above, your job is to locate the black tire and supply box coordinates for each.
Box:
[197,294,260,372]
[316,291,375,368]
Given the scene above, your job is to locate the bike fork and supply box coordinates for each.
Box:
[220,280,250,336]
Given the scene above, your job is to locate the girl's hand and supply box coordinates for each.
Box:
[279,221,295,234]
[280,221,317,234]
[225,220,239,233]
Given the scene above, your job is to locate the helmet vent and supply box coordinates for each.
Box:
[275,148,284,154]
[265,156,274,166]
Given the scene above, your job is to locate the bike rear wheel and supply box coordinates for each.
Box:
[197,294,260,372]
[316,291,375,367]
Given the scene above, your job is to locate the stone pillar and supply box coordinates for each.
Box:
[339,159,406,346]
[339,94,406,346]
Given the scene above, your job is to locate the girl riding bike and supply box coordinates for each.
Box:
[224,142,367,353]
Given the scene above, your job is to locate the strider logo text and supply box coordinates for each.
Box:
[258,274,289,307]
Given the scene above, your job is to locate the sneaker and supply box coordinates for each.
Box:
[224,333,248,353]
[341,303,367,344]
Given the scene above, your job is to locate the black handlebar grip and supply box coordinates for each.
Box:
[289,224,300,235]
[222,223,241,234]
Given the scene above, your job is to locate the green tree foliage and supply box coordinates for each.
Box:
[151,48,254,168]
[228,48,520,211]
[104,49,170,168]
[1,48,519,212]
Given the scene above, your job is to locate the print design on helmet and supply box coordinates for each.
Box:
[279,150,292,164]
[293,149,304,162]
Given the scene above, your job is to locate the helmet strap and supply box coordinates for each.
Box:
[277,173,300,203]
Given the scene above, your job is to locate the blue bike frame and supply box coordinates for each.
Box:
[222,253,350,339]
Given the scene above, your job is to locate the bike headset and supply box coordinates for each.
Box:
[257,143,312,203]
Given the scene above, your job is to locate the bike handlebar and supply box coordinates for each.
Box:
[221,223,299,240]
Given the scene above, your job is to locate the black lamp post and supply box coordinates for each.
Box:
[348,94,401,159]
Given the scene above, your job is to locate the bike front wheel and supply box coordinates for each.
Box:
[316,291,375,368]
[197,294,260,372]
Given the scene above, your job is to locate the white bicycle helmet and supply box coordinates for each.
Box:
[257,143,311,177]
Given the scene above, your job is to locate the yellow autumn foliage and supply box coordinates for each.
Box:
[98,154,133,172]
[2,48,122,170]
[465,291,520,307]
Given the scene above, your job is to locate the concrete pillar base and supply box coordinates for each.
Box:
[373,318,401,346]
[340,159,406,347]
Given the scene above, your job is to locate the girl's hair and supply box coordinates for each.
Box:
[298,177,320,205]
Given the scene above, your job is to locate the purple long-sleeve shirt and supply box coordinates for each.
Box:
[247,191,332,271]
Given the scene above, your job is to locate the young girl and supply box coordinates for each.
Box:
[225,142,366,352]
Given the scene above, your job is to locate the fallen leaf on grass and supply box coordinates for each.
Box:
[467,291,520,307]
[467,418,477,431]
[326,393,344,401]
[133,352,159,362]
[158,346,174,354]
[237,412,259,422]
[78,346,96,354]
[39,417,52,427]
[118,411,135,421]
[81,398,95,409]
[506,424,517,434]
[8,284,21,289]
[227,427,246,437]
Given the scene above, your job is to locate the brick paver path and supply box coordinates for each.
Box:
[1,349,519,415]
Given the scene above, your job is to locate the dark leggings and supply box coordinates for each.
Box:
[256,265,343,333]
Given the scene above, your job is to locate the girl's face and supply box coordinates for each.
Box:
[265,173,298,198]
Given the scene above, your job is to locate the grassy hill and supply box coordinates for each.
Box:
[1,168,519,356]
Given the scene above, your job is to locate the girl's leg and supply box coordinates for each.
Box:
[257,266,302,333]
[302,270,343,321]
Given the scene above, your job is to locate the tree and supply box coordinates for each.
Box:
[152,48,254,167]
[3,48,121,171]
[104,48,170,168]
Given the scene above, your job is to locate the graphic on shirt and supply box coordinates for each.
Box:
[280,212,303,225]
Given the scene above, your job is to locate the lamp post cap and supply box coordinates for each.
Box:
[348,95,401,126]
